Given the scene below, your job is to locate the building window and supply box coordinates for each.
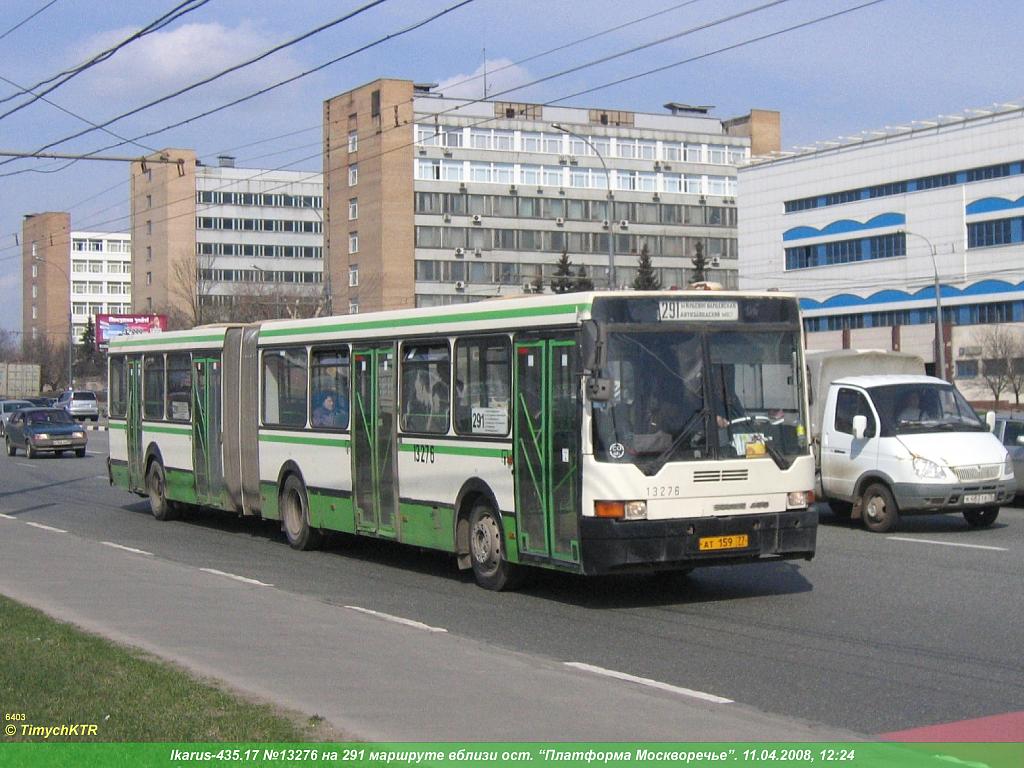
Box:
[146,194,152,209]
[146,246,152,261]
[348,164,358,186]
[349,264,359,287]
[146,272,152,285]
[146,220,152,235]
[967,218,1016,248]
[348,130,358,153]
[348,198,358,220]
[348,232,359,254]
[955,360,978,379]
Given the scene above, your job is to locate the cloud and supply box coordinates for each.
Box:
[436,59,534,101]
[69,21,303,104]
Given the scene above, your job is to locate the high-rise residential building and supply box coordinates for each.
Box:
[738,102,1024,399]
[323,78,779,314]
[22,211,131,347]
[130,151,324,325]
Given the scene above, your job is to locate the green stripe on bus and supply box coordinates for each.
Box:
[398,443,506,459]
[108,421,126,430]
[258,302,591,339]
[144,424,192,435]
[109,332,226,347]
[258,433,352,448]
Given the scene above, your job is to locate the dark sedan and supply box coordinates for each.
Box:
[5,408,88,458]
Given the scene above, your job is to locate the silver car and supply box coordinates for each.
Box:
[994,416,1024,493]
[0,399,34,436]
[56,390,100,421]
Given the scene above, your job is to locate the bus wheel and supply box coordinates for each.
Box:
[468,503,522,591]
[147,460,179,521]
[861,483,898,533]
[963,506,999,528]
[281,475,321,551]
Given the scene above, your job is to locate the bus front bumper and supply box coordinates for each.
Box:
[579,508,818,575]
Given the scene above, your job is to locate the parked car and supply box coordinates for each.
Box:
[26,396,56,407]
[56,389,99,421]
[993,416,1024,493]
[0,399,34,436]
[5,407,87,458]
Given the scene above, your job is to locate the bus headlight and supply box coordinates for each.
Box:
[594,501,647,520]
[787,490,814,509]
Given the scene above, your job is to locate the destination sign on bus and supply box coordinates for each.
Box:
[658,300,739,322]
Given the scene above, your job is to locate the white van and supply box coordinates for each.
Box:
[808,351,1014,532]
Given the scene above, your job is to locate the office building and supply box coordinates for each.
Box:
[738,103,1024,399]
[22,211,131,347]
[323,78,779,313]
[130,151,324,325]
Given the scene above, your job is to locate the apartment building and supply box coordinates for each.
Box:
[738,102,1024,399]
[323,78,779,313]
[130,151,324,325]
[22,211,131,347]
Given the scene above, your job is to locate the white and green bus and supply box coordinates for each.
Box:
[107,291,817,590]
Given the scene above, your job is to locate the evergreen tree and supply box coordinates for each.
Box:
[632,243,661,290]
[529,273,544,294]
[691,240,708,284]
[77,317,101,375]
[575,265,594,291]
[551,248,575,294]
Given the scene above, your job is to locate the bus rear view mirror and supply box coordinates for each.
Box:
[587,377,613,402]
[581,320,606,371]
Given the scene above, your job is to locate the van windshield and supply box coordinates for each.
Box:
[868,383,986,435]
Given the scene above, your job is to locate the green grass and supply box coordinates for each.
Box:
[0,595,340,742]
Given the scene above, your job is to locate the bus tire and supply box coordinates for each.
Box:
[281,475,322,551]
[147,460,179,521]
[468,503,523,591]
[963,506,998,528]
[861,482,898,533]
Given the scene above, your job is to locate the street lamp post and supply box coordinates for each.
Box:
[901,231,946,381]
[552,123,615,290]
[33,256,73,390]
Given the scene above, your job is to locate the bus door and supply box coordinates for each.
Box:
[126,357,145,492]
[513,338,580,564]
[351,345,398,538]
[191,356,224,506]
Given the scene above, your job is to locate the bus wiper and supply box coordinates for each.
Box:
[763,438,792,470]
[641,407,708,476]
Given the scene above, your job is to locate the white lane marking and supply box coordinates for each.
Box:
[345,605,448,633]
[102,541,154,556]
[0,513,16,520]
[25,522,68,533]
[888,536,1008,552]
[15,463,35,468]
[565,661,733,704]
[94,475,109,480]
[86,451,104,456]
[199,567,273,587]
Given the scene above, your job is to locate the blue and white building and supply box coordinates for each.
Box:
[738,103,1024,399]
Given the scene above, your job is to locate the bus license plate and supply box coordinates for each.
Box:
[963,493,996,505]
[699,534,749,551]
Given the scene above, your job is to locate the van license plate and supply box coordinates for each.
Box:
[699,534,749,551]
[963,493,996,505]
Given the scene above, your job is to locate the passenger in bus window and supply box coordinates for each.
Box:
[427,381,450,433]
[404,371,432,431]
[313,393,339,427]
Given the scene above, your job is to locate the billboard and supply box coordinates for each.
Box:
[95,314,167,349]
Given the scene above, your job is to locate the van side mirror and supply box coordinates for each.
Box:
[1016,435,1024,446]
[852,414,867,440]
[985,411,996,432]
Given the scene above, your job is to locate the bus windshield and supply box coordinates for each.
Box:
[592,329,808,472]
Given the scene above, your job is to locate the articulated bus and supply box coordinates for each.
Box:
[107,291,817,590]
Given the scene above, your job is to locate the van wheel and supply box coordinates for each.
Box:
[963,507,999,528]
[861,483,898,533]
[468,503,523,591]
[281,475,321,550]
[147,461,179,521]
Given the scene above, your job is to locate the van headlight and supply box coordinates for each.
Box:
[1005,455,1014,477]
[912,457,947,479]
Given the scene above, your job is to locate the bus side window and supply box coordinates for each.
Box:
[262,347,308,428]
[109,356,127,418]
[166,352,191,422]
[401,342,451,434]
[143,354,165,420]
[454,337,511,436]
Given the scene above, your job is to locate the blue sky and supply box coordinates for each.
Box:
[1,0,1022,335]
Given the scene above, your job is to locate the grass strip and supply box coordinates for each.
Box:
[0,595,336,742]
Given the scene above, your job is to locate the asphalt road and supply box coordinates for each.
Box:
[1,431,1021,739]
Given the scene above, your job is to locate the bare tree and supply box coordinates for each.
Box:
[974,325,1024,404]
[21,334,69,391]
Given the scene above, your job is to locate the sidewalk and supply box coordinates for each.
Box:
[0,519,861,742]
